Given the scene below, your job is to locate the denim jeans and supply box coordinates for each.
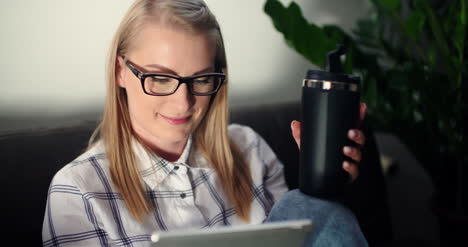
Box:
[266,189,369,247]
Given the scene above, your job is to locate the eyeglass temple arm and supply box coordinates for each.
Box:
[121,56,141,78]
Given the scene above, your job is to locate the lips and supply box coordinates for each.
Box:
[159,114,191,125]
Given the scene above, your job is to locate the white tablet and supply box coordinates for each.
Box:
[150,219,313,247]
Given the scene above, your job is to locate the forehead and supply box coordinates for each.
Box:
[127,23,216,72]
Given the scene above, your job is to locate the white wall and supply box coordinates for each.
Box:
[0,0,372,121]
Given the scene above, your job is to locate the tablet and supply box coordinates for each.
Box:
[150,219,313,247]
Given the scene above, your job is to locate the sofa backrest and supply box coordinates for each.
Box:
[0,102,301,246]
[0,102,391,246]
[1,122,96,246]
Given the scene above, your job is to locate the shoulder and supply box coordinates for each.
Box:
[227,125,288,199]
[51,142,109,189]
[227,123,277,166]
[228,124,261,148]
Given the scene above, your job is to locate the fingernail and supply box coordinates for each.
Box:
[343,161,350,168]
[349,130,356,138]
[344,146,352,154]
[290,121,294,130]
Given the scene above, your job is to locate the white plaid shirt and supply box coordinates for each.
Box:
[42,124,288,247]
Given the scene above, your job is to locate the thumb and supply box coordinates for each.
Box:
[291,120,301,149]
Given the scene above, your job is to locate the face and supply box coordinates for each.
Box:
[117,23,215,148]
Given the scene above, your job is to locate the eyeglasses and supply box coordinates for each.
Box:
[122,56,225,96]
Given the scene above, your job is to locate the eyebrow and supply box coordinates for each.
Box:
[144,64,215,76]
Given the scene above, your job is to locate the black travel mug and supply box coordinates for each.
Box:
[299,44,361,199]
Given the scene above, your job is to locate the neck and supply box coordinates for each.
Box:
[133,129,188,162]
[130,117,189,162]
[141,138,187,162]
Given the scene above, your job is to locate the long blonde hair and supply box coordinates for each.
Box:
[90,0,253,222]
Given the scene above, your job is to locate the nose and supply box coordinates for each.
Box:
[168,83,194,112]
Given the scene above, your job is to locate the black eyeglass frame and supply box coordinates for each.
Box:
[122,56,225,96]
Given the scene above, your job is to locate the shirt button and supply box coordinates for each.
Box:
[180,193,186,199]
[174,166,179,170]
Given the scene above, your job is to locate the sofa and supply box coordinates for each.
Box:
[0,101,392,246]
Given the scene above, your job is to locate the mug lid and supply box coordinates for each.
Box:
[305,70,361,84]
[305,44,360,85]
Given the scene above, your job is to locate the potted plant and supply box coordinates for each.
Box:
[263,0,467,244]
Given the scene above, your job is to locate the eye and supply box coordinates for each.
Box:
[194,77,211,84]
[150,76,171,83]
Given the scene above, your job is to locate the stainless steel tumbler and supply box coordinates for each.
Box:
[299,45,361,199]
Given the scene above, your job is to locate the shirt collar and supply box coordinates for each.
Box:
[131,136,193,189]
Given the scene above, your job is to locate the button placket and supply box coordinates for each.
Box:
[171,164,193,203]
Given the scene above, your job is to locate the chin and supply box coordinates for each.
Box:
[155,128,192,142]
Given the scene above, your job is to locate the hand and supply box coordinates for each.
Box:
[291,103,367,182]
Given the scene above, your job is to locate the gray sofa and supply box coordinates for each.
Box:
[0,102,392,246]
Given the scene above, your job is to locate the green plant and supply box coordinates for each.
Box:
[264,0,467,222]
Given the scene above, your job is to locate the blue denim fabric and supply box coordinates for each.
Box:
[266,189,369,247]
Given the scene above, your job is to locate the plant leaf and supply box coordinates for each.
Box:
[418,0,455,76]
[427,45,437,67]
[461,0,467,25]
[343,44,354,74]
[454,24,465,57]
[264,0,336,67]
[372,0,400,11]
[454,0,467,81]
[403,10,425,41]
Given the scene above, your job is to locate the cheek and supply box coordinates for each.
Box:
[125,86,161,118]
[194,96,212,116]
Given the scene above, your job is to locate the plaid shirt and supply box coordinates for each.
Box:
[42,124,288,247]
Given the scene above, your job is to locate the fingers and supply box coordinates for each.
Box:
[348,129,366,146]
[359,103,367,122]
[343,161,359,182]
[343,146,361,163]
[345,104,365,183]
[291,120,301,149]
[345,129,364,182]
[293,122,365,155]
[293,119,361,182]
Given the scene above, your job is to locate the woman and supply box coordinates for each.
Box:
[42,0,367,246]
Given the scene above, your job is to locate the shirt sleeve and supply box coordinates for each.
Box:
[254,130,289,203]
[42,168,110,247]
[228,124,289,204]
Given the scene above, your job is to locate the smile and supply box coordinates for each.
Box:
[159,114,191,125]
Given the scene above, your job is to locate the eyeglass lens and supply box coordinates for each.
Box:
[144,75,222,95]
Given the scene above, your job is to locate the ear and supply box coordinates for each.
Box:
[116,56,127,88]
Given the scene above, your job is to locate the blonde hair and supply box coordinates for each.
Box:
[90,0,253,222]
